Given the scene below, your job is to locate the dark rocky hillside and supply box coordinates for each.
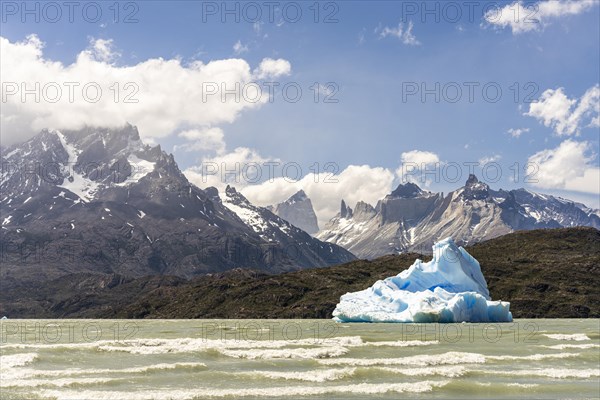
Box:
[1,228,598,319]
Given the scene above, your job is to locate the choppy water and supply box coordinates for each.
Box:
[1,319,599,399]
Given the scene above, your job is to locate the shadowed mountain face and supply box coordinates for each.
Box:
[1,228,597,319]
[267,190,320,235]
[0,126,354,282]
[317,175,600,259]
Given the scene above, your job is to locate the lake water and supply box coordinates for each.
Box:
[1,319,599,399]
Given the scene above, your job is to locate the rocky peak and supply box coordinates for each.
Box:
[353,201,377,221]
[288,190,308,203]
[390,182,423,198]
[461,174,490,201]
[267,189,319,235]
[465,174,479,186]
[340,199,353,219]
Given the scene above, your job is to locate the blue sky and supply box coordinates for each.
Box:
[1,0,599,220]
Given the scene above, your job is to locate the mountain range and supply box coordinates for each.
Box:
[315,176,600,259]
[2,124,598,282]
[0,125,354,283]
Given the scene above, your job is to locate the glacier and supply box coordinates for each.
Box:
[333,237,512,323]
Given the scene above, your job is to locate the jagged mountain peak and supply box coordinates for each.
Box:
[390,182,423,198]
[1,125,355,279]
[465,174,479,186]
[460,174,490,201]
[267,189,320,235]
[1,124,188,204]
[340,199,353,219]
[287,189,308,203]
[317,176,599,259]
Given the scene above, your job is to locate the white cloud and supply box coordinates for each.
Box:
[478,155,502,165]
[396,150,441,187]
[184,160,395,227]
[484,0,599,34]
[508,127,530,138]
[527,139,599,194]
[525,85,599,136]
[184,147,280,191]
[233,40,249,55]
[377,21,421,45]
[86,38,120,63]
[400,150,440,165]
[0,35,292,146]
[174,127,226,154]
[242,165,395,228]
[254,58,292,80]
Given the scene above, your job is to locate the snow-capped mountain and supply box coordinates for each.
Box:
[266,190,319,235]
[317,175,600,259]
[0,125,354,281]
[220,186,352,266]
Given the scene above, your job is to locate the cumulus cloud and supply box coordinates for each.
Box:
[527,139,599,194]
[184,161,395,227]
[242,165,395,228]
[0,35,292,146]
[86,38,121,63]
[184,147,280,191]
[396,150,441,186]
[484,0,599,34]
[174,127,226,154]
[253,58,292,80]
[525,85,599,136]
[377,21,420,45]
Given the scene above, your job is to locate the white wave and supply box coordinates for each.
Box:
[239,367,357,382]
[89,336,365,355]
[1,377,116,388]
[0,352,38,368]
[217,346,348,359]
[359,340,439,347]
[487,352,580,361]
[2,362,207,381]
[543,333,591,341]
[542,343,600,350]
[318,351,486,366]
[374,365,467,378]
[507,383,539,388]
[40,380,450,399]
[476,368,600,379]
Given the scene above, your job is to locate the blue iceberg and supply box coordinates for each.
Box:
[333,238,512,323]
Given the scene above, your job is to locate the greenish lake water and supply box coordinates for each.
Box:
[1,319,599,399]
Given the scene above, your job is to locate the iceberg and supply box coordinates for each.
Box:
[333,237,512,323]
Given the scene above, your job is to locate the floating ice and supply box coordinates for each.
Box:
[333,237,512,323]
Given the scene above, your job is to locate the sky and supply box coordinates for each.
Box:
[1,0,599,226]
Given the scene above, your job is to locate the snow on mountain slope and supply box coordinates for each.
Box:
[0,125,355,280]
[317,175,600,259]
[219,186,355,265]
